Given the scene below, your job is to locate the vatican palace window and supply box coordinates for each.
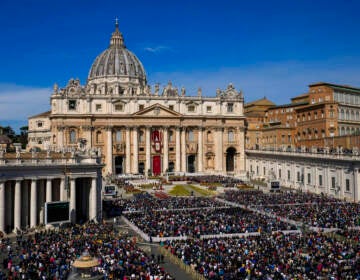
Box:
[68,100,77,110]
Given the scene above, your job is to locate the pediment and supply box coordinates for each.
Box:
[132,103,182,117]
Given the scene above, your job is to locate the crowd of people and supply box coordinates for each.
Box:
[0,222,174,280]
[257,203,360,229]
[223,189,340,206]
[162,231,359,279]
[106,193,227,214]
[124,207,297,238]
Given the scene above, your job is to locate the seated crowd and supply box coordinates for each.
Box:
[0,222,173,280]
[124,207,296,238]
[258,203,360,229]
[223,189,341,206]
[111,194,227,213]
[163,232,359,279]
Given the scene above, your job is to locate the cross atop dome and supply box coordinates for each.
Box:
[110,18,125,48]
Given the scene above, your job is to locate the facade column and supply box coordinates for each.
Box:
[83,126,93,148]
[106,126,113,174]
[237,127,245,173]
[90,177,97,221]
[197,127,203,172]
[70,178,76,223]
[46,178,52,202]
[0,181,5,232]
[57,126,64,148]
[30,179,37,227]
[125,127,131,174]
[175,128,181,172]
[132,127,139,174]
[14,180,21,231]
[163,127,169,173]
[181,128,187,172]
[145,126,151,175]
[215,128,223,172]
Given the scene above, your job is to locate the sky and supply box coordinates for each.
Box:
[0,0,360,132]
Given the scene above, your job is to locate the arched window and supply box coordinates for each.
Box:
[356,111,360,121]
[351,110,355,121]
[228,130,234,142]
[69,130,76,144]
[116,130,122,142]
[340,109,345,120]
[346,110,350,120]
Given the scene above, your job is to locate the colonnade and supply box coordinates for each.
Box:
[0,176,98,233]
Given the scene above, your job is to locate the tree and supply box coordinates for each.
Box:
[19,126,28,148]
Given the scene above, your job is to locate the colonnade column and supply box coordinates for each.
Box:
[215,128,223,172]
[46,178,52,202]
[163,127,169,173]
[30,179,37,227]
[0,181,4,232]
[106,126,113,174]
[132,127,139,174]
[175,128,181,172]
[197,127,203,172]
[60,177,66,201]
[14,180,21,231]
[90,177,97,221]
[70,178,76,224]
[125,127,131,173]
[181,128,186,172]
[145,126,151,176]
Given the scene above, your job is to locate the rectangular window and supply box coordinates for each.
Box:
[287,170,290,180]
[263,167,266,176]
[68,100,76,110]
[96,104,102,112]
[169,105,174,110]
[188,105,195,112]
[331,177,336,189]
[319,175,322,186]
[307,173,311,184]
[256,166,259,175]
[139,104,144,110]
[37,122,43,128]
[227,103,234,113]
[297,171,300,182]
[279,169,281,179]
[346,179,350,192]
[115,104,124,111]
[206,106,212,112]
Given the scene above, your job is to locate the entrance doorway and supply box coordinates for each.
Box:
[114,156,124,174]
[138,162,145,174]
[187,155,196,173]
[226,147,236,172]
[152,155,161,176]
[168,162,174,172]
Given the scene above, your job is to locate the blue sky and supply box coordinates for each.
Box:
[1,0,360,132]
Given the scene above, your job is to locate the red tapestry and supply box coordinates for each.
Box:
[152,155,161,175]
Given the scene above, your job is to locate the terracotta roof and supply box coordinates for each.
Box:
[28,111,51,119]
[245,97,275,107]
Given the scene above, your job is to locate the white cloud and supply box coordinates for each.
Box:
[143,45,171,53]
[0,84,51,130]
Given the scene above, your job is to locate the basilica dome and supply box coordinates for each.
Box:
[87,22,147,86]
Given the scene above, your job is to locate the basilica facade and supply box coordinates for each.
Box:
[28,22,246,176]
